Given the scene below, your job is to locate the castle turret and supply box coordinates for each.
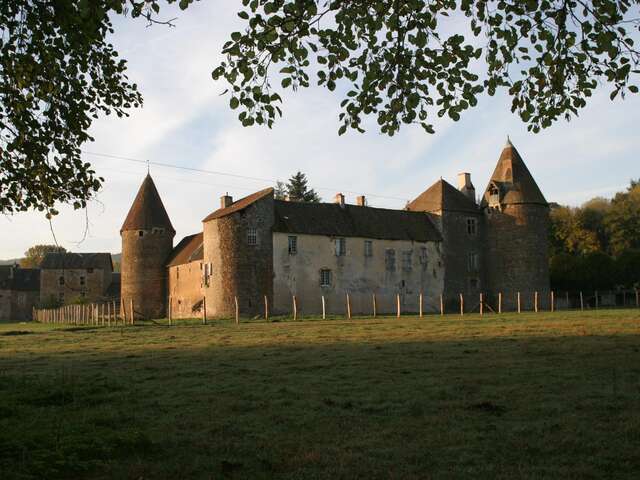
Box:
[121,174,175,319]
[481,139,549,310]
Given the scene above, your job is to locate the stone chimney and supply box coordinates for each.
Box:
[220,193,233,209]
[457,173,476,203]
[334,193,345,207]
[356,195,366,206]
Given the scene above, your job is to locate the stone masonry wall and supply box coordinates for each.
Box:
[121,229,173,319]
[272,233,444,316]
[484,204,550,311]
[203,195,274,318]
[40,268,109,305]
[167,261,204,318]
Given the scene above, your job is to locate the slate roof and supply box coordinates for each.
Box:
[0,266,40,291]
[40,252,113,271]
[166,233,204,267]
[202,188,274,222]
[121,174,175,233]
[406,179,480,214]
[481,140,547,206]
[273,200,441,242]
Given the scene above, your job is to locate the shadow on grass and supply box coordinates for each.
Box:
[1,332,639,479]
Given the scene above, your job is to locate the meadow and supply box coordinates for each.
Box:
[1,309,639,479]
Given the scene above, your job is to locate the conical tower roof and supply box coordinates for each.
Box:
[121,174,175,233]
[481,139,547,207]
[407,179,479,213]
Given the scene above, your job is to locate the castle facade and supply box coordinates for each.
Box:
[120,140,549,319]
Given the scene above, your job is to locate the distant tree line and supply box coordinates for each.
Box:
[549,180,640,292]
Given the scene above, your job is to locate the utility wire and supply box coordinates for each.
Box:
[81,150,411,203]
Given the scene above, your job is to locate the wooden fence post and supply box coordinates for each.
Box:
[107,302,111,327]
[234,296,239,324]
[498,292,502,314]
[372,293,377,318]
[517,292,521,313]
[130,298,134,325]
[580,291,584,311]
[346,293,352,320]
[440,294,444,316]
[321,295,326,320]
[534,291,539,313]
[120,298,125,323]
[264,295,269,321]
[480,293,484,316]
[396,294,401,318]
[459,293,464,316]
[292,295,297,321]
[168,297,172,325]
[636,289,639,308]
[419,292,424,318]
[550,291,555,312]
[202,296,207,325]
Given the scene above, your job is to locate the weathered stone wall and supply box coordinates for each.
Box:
[0,290,11,321]
[121,229,174,319]
[484,204,550,310]
[40,268,109,305]
[203,195,274,318]
[167,261,204,318]
[439,211,486,309]
[0,289,39,321]
[272,233,444,315]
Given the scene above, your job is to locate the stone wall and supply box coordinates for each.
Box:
[484,204,550,310]
[40,268,110,305]
[167,261,204,318]
[203,195,275,318]
[0,289,39,321]
[438,211,486,309]
[272,233,444,315]
[121,228,173,319]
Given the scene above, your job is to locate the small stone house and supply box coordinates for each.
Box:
[121,140,550,319]
[40,252,116,305]
[0,265,40,321]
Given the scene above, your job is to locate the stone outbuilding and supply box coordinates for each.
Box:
[0,265,40,321]
[39,252,117,305]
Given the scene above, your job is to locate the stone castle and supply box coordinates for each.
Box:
[120,139,550,319]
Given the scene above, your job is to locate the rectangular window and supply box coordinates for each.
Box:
[335,238,346,256]
[419,247,428,265]
[87,268,94,274]
[58,276,65,286]
[364,240,373,257]
[385,249,396,271]
[80,276,86,286]
[467,252,479,272]
[467,218,477,236]
[247,228,258,246]
[320,269,332,287]
[288,236,298,255]
[58,292,64,303]
[402,250,413,271]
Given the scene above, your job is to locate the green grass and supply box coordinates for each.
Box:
[1,309,639,479]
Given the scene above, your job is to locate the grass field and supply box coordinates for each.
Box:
[1,309,639,479]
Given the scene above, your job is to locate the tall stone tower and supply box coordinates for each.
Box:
[121,174,175,319]
[481,139,549,310]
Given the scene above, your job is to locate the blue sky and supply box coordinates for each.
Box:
[2,3,639,259]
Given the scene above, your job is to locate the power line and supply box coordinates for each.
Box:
[81,150,411,203]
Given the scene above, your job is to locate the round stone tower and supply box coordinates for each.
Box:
[121,174,175,319]
[481,139,550,310]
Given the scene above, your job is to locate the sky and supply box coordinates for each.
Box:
[1,3,639,259]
